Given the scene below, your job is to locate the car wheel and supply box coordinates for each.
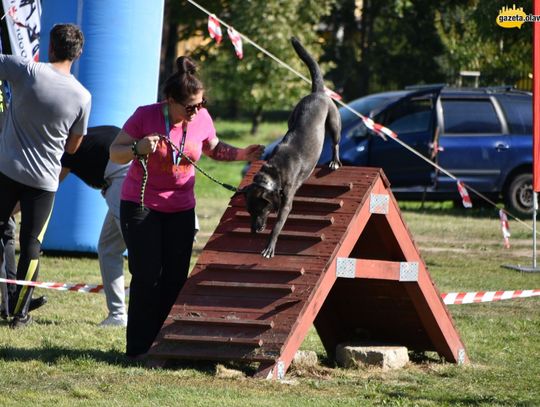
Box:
[504,173,534,218]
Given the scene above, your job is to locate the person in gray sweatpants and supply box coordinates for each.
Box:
[96,161,129,326]
[60,125,129,326]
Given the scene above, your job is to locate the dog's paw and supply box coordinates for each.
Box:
[329,160,342,170]
[261,245,275,258]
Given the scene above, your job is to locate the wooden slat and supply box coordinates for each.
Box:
[234,211,334,226]
[204,263,305,276]
[292,197,343,210]
[163,334,263,347]
[196,281,295,293]
[228,228,324,242]
[173,316,274,328]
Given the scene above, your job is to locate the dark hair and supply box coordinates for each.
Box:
[163,56,204,103]
[49,24,84,61]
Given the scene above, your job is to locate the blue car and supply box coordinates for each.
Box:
[258,86,533,217]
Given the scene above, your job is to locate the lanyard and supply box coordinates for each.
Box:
[163,103,187,166]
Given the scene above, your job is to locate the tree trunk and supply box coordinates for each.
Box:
[158,0,178,98]
[250,105,263,135]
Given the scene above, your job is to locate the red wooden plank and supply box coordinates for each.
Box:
[163,334,264,347]
[196,281,295,293]
[172,316,274,328]
[204,263,305,275]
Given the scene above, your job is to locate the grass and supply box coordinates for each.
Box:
[1,120,540,406]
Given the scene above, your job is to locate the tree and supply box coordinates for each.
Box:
[434,0,532,87]
[172,0,336,134]
[322,0,446,99]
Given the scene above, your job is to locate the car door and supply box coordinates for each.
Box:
[367,88,441,187]
[435,96,509,193]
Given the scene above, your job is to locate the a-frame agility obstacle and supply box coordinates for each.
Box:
[148,163,468,378]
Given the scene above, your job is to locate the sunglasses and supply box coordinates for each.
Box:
[181,98,207,115]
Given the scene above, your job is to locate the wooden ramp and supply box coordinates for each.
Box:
[148,162,468,378]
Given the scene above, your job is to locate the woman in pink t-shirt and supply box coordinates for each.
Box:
[110,56,263,358]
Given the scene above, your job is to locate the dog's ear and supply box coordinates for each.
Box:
[262,189,280,211]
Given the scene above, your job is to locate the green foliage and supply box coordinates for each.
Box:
[434,0,532,87]
[175,0,337,115]
[170,0,533,109]
[322,0,447,98]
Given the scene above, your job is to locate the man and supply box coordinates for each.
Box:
[0,24,91,328]
[60,125,129,326]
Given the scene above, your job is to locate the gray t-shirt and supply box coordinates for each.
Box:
[0,54,91,191]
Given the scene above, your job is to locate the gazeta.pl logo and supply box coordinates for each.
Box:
[497,4,540,28]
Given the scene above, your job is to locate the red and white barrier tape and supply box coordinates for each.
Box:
[2,277,539,305]
[441,289,540,305]
[0,277,128,295]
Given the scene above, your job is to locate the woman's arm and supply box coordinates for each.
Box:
[203,137,264,162]
[109,129,161,164]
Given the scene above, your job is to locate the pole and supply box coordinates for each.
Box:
[534,192,538,268]
[502,0,540,272]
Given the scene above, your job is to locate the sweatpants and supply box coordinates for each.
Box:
[98,174,127,318]
[120,200,195,356]
[0,171,55,317]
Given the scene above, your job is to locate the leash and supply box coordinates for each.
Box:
[160,102,238,193]
[159,135,239,193]
[136,135,238,206]
[136,155,148,208]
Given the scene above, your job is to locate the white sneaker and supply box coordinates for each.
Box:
[99,314,127,327]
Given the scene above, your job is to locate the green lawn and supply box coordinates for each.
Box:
[1,120,539,406]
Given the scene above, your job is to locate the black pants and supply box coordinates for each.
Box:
[0,172,55,317]
[0,217,17,306]
[120,200,195,356]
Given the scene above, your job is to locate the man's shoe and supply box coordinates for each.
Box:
[99,314,127,327]
[9,314,32,329]
[29,296,47,312]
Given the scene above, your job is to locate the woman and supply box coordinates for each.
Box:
[110,56,263,358]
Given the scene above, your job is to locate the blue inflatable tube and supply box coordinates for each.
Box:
[41,0,164,252]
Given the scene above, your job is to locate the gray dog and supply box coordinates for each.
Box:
[242,37,342,258]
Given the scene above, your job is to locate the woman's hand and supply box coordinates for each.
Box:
[240,144,265,161]
[135,134,162,155]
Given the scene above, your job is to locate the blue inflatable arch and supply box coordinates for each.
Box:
[41,0,164,252]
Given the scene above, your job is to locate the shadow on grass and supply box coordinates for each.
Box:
[397,201,506,220]
[382,389,514,406]
[41,250,98,259]
[0,344,261,376]
[0,345,131,366]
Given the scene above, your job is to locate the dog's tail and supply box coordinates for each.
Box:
[291,37,324,94]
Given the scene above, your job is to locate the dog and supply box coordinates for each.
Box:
[242,37,342,258]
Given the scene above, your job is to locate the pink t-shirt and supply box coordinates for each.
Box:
[121,102,217,212]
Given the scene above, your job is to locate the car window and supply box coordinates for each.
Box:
[497,95,532,134]
[442,99,502,133]
[340,95,396,129]
[375,97,433,134]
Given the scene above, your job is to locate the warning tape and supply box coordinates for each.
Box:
[441,289,540,304]
[0,277,128,295]
[1,278,539,305]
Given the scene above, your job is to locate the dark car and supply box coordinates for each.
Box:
[257,86,533,217]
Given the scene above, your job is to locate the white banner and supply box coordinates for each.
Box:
[1,0,41,60]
